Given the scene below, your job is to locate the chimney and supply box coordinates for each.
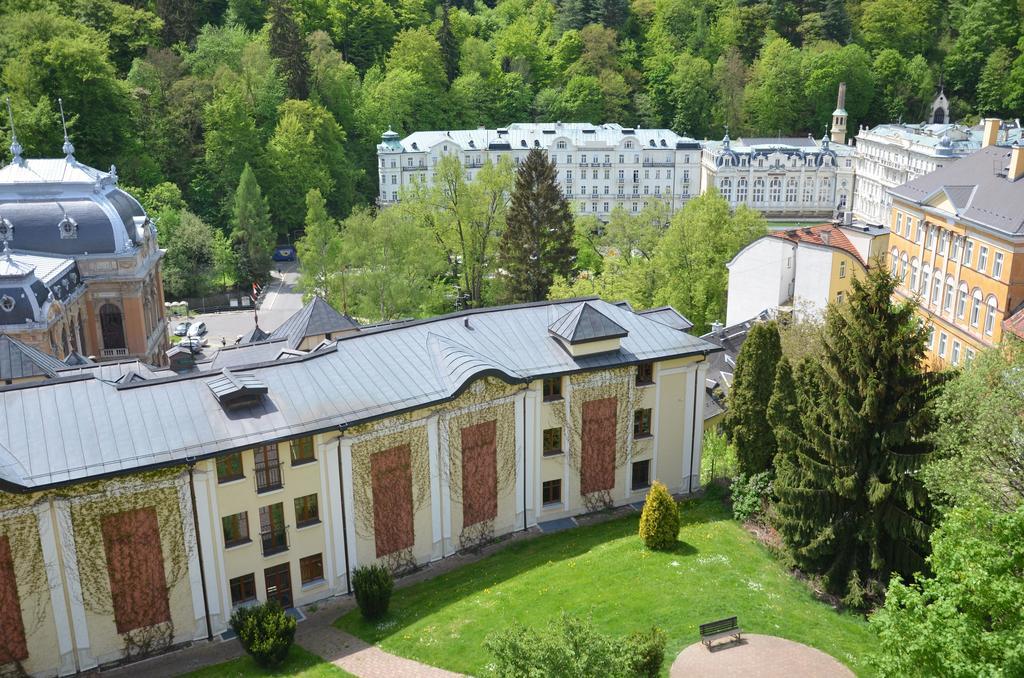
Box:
[1010,143,1024,181]
[711,321,724,338]
[821,229,831,245]
[983,118,1001,148]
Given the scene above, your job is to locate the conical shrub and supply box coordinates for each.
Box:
[639,480,680,550]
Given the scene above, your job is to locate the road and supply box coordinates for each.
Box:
[169,262,304,350]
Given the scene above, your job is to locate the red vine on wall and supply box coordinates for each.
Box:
[0,534,28,664]
[370,444,415,558]
[100,507,172,635]
[460,420,498,528]
[580,397,618,495]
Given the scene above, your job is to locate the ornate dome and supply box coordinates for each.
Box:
[0,156,150,256]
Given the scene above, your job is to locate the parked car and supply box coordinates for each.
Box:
[187,321,207,337]
[272,246,296,262]
[180,336,204,353]
[173,321,191,337]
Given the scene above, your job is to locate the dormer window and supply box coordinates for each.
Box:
[207,369,268,410]
[0,295,14,312]
[58,214,78,239]
[0,216,13,242]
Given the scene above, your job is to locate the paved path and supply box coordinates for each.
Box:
[670,633,854,678]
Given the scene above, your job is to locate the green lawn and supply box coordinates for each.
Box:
[183,645,354,678]
[336,496,877,676]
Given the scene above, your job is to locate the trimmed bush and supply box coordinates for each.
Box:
[229,600,296,668]
[639,480,680,550]
[353,564,394,620]
[623,627,667,677]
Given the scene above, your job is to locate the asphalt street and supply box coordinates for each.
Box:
[169,262,303,351]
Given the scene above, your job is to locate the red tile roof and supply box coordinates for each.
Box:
[769,224,866,265]
[1002,304,1024,340]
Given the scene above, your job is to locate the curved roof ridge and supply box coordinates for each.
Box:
[426,331,522,394]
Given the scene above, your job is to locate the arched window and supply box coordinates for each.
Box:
[803,178,814,203]
[736,178,748,203]
[909,258,919,291]
[99,303,126,350]
[769,178,782,202]
[785,178,798,202]
[943,276,955,313]
[985,296,998,335]
[920,265,930,296]
[956,282,968,319]
[720,178,732,202]
[931,273,942,305]
[890,248,899,273]
[970,289,983,327]
[899,253,908,283]
[753,179,765,203]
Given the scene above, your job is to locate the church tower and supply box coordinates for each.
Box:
[830,81,848,145]
[930,88,949,124]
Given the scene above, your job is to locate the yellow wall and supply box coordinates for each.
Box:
[888,196,1022,367]
[827,250,867,304]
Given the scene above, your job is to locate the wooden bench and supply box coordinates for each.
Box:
[699,616,742,648]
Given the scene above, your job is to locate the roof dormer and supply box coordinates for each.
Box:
[548,302,628,357]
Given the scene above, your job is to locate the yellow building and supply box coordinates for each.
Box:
[887,119,1024,367]
[0,298,718,674]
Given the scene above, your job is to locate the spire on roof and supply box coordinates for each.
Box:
[5,97,22,164]
[58,97,74,161]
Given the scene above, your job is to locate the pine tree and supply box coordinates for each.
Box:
[437,5,459,85]
[231,164,276,285]
[498,149,576,303]
[822,0,851,44]
[296,189,344,307]
[771,265,936,606]
[268,0,310,100]
[723,321,782,475]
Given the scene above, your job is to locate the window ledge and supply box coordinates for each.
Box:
[635,380,655,388]
[224,538,253,551]
[296,519,322,531]
[542,450,564,458]
[633,434,654,441]
[218,476,246,487]
[542,396,564,403]
[291,458,317,468]
[256,486,285,497]
[631,484,651,492]
[542,501,563,511]
[301,578,327,592]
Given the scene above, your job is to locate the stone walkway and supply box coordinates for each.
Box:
[670,633,854,677]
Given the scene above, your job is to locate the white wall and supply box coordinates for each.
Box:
[793,245,834,314]
[726,238,794,325]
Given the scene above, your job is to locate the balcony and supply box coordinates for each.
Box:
[254,462,284,494]
[260,526,289,557]
[101,348,129,358]
[642,160,674,167]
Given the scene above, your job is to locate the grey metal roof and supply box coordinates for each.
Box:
[889,145,1024,235]
[239,325,270,344]
[268,297,359,349]
[0,199,118,254]
[0,298,719,491]
[637,307,694,332]
[0,335,67,381]
[207,369,268,405]
[196,339,291,372]
[548,302,628,344]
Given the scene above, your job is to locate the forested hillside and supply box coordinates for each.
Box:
[1,0,1020,288]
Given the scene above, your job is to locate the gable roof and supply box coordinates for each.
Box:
[769,223,865,265]
[268,297,359,349]
[0,335,66,381]
[636,307,694,332]
[0,298,719,491]
[889,145,1024,236]
[548,302,629,344]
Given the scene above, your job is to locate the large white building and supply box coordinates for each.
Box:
[377,122,703,218]
[851,115,1024,225]
[700,133,856,220]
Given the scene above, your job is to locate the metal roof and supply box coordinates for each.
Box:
[548,302,628,344]
[0,335,67,381]
[389,123,697,154]
[268,297,359,349]
[889,145,1024,236]
[636,307,694,332]
[0,298,719,491]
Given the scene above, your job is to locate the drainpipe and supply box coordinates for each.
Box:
[522,390,528,532]
[48,496,81,674]
[187,461,214,641]
[336,435,352,595]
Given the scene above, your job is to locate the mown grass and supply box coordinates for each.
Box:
[335,495,877,676]
[182,645,355,678]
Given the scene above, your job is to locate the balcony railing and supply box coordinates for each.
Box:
[254,462,283,494]
[101,348,129,358]
[260,526,289,557]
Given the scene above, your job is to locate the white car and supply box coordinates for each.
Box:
[187,321,208,337]
[180,336,205,353]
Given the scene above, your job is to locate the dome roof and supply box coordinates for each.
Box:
[0,157,148,255]
[0,247,83,327]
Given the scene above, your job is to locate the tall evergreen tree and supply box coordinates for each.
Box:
[771,265,936,606]
[723,321,783,475]
[498,149,576,303]
[437,5,459,85]
[231,163,276,285]
[268,0,310,99]
[296,189,344,306]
